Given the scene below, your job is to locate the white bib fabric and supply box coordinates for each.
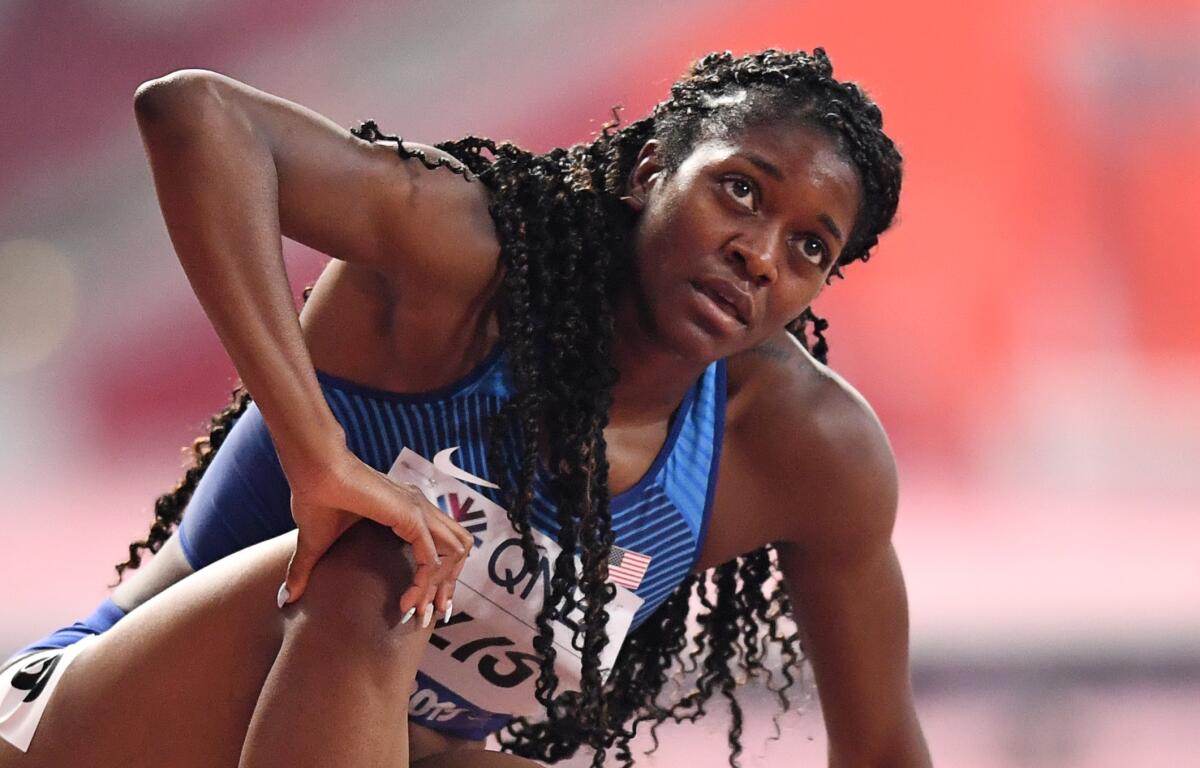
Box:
[391,448,643,720]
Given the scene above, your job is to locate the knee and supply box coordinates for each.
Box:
[285,520,422,650]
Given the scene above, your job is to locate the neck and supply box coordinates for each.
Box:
[608,292,710,428]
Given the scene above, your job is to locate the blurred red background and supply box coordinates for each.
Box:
[1,1,1197,764]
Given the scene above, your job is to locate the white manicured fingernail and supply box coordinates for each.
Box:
[401,607,416,625]
[276,583,289,609]
[421,603,433,629]
[443,601,453,624]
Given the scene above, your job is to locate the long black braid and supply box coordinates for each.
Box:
[114,48,902,766]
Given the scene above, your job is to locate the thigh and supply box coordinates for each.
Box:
[412,749,545,768]
[0,530,295,768]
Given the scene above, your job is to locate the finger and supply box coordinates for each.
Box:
[434,579,455,625]
[411,523,442,570]
[347,474,442,569]
[450,540,470,582]
[399,557,435,624]
[426,510,472,589]
[425,533,465,624]
[400,567,441,629]
[442,513,475,558]
[284,506,361,606]
[385,498,442,570]
[433,500,476,591]
[443,533,470,603]
[416,576,440,629]
[401,546,446,631]
[423,505,469,560]
[426,498,474,554]
[283,527,324,606]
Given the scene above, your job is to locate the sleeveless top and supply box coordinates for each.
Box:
[10,346,727,740]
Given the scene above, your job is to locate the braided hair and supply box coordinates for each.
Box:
[115,48,902,767]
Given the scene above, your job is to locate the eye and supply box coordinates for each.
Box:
[720,176,758,212]
[794,234,829,267]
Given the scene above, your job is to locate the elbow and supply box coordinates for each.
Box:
[133,69,221,126]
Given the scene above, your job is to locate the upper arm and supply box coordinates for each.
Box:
[134,69,499,299]
[780,412,928,766]
[744,352,929,765]
[776,538,928,766]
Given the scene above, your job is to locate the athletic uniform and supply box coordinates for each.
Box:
[1,346,726,749]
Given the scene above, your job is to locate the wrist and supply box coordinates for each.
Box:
[274,418,351,494]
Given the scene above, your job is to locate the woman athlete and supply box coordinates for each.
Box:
[0,49,929,767]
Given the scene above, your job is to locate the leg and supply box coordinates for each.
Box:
[239,520,433,767]
[412,751,546,768]
[0,520,430,768]
[0,530,292,768]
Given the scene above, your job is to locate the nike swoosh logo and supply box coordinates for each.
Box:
[432,446,499,489]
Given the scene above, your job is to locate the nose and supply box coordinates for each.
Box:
[727,234,780,286]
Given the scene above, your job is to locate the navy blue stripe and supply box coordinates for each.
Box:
[454,398,474,475]
[642,549,696,584]
[327,390,365,458]
[410,402,433,456]
[621,527,693,561]
[315,355,724,630]
[376,396,406,457]
[365,395,392,468]
[312,346,504,404]
[610,377,701,515]
[394,398,419,451]
[364,398,392,462]
[637,549,696,591]
[690,359,727,574]
[427,402,447,454]
[323,388,350,431]
[357,396,386,468]
[334,359,723,672]
[615,503,685,540]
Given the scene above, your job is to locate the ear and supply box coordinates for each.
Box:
[623,139,664,213]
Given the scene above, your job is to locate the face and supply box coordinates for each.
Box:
[623,122,862,362]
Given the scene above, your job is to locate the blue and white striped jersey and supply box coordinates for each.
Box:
[12,345,727,740]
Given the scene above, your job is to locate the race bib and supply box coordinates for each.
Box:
[390,448,642,730]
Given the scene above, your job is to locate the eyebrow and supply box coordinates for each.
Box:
[737,151,846,244]
[817,213,844,244]
[740,151,785,181]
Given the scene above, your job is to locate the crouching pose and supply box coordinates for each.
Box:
[0,48,929,767]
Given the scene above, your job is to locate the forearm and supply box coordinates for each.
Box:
[134,73,343,478]
[779,535,931,768]
[829,720,932,768]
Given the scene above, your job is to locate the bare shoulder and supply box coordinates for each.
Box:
[360,138,501,299]
[135,70,500,303]
[724,330,898,550]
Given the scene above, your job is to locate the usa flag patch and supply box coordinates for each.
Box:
[606,546,652,590]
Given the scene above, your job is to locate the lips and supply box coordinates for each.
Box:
[691,276,751,326]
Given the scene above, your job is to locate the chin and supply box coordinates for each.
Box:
[629,276,746,363]
[658,305,746,363]
[672,330,728,364]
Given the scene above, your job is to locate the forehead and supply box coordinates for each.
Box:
[681,122,862,221]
